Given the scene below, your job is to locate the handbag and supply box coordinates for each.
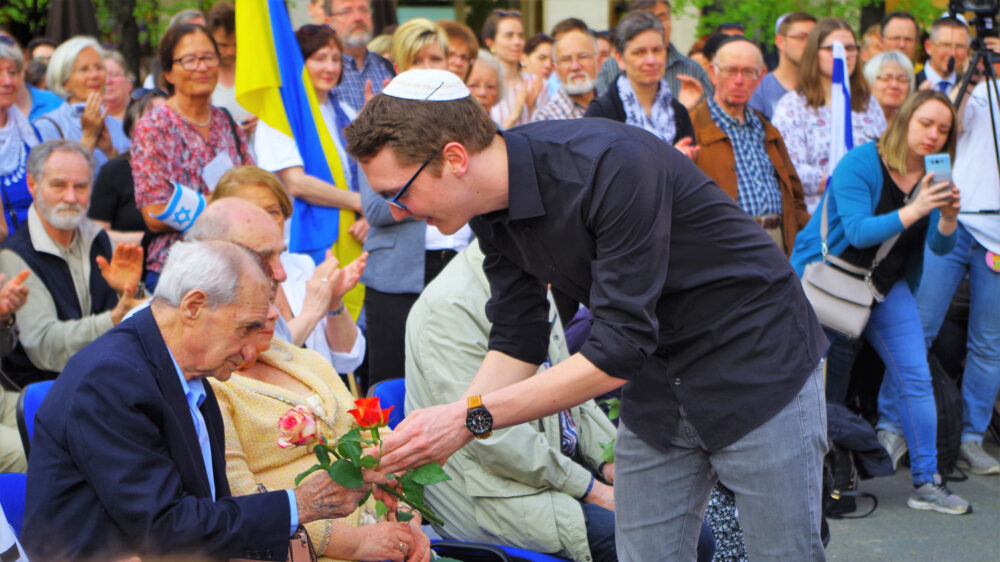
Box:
[800,188,909,339]
[230,485,318,562]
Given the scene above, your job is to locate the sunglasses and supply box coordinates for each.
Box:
[492,9,522,18]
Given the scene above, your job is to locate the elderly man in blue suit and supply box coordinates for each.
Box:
[21,239,374,561]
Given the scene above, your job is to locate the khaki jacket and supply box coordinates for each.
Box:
[404,246,616,562]
[691,101,810,255]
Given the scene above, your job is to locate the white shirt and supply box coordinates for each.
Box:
[954,80,1000,253]
[425,224,474,251]
[922,64,958,91]
[279,252,366,373]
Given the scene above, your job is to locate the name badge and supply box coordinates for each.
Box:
[202,151,235,190]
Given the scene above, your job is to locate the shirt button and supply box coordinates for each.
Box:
[673,378,681,386]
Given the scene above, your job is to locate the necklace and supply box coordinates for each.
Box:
[171,101,211,127]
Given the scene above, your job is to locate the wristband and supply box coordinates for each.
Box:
[327,303,346,317]
[583,475,595,499]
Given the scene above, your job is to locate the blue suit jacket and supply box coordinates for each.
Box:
[359,169,427,294]
[21,307,291,561]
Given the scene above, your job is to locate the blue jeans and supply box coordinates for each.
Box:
[872,280,939,485]
[614,363,827,561]
[916,224,1000,443]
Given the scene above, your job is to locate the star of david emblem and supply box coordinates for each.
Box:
[173,207,192,224]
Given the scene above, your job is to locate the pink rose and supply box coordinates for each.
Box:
[277,406,320,449]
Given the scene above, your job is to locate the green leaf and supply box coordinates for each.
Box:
[340,427,363,443]
[401,476,425,506]
[601,398,620,421]
[375,499,389,519]
[314,443,331,466]
[432,557,462,562]
[600,440,616,464]
[359,454,378,469]
[328,460,364,489]
[396,509,414,522]
[410,462,451,486]
[337,439,363,464]
[358,489,372,507]
[293,464,324,486]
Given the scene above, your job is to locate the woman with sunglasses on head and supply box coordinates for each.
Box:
[88,88,167,247]
[0,39,43,237]
[772,18,887,214]
[33,36,130,170]
[480,9,548,128]
[131,23,254,291]
[254,24,369,265]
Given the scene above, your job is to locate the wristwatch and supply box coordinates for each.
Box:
[465,395,493,439]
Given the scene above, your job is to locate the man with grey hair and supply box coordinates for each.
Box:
[21,238,378,560]
[916,16,970,91]
[534,25,599,121]
[594,0,710,105]
[0,139,144,386]
[691,37,808,256]
[327,0,395,112]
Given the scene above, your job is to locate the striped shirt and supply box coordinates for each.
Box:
[706,96,783,217]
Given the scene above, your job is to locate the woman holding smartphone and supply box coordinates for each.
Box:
[791,90,967,514]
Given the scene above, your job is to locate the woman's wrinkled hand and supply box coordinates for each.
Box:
[355,521,416,562]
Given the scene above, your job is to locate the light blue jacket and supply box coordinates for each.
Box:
[791,141,955,289]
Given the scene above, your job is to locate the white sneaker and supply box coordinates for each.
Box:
[957,441,1000,475]
[877,429,908,471]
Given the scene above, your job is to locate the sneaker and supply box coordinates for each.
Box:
[877,429,908,471]
[957,441,1000,475]
[907,475,972,515]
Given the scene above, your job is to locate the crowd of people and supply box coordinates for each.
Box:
[0,0,998,560]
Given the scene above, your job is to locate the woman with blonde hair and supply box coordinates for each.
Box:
[773,18,887,213]
[791,90,969,515]
[210,165,367,376]
[391,18,449,71]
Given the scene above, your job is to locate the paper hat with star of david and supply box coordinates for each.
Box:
[381,69,471,101]
[151,182,206,232]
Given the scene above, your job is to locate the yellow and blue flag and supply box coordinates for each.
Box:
[235,0,364,319]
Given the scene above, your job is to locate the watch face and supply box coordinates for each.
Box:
[466,408,493,435]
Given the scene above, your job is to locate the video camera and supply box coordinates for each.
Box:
[949,0,999,38]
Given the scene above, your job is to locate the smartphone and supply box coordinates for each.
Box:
[71,103,86,118]
[924,153,952,184]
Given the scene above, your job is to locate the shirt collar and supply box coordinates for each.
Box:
[707,95,751,128]
[25,205,100,259]
[500,130,546,221]
[665,42,683,68]
[169,347,207,410]
[923,63,956,85]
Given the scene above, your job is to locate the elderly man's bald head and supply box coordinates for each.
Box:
[713,37,764,67]
[186,198,288,283]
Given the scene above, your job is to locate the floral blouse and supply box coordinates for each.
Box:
[771,91,886,214]
[131,105,253,272]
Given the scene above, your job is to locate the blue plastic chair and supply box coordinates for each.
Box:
[16,380,55,460]
[0,472,27,538]
[431,539,570,561]
[367,377,406,429]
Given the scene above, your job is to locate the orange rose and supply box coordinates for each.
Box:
[277,405,320,448]
[347,397,394,429]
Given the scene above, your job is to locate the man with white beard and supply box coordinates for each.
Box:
[534,27,599,121]
[0,140,144,386]
[326,0,395,112]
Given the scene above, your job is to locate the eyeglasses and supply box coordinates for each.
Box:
[448,52,472,63]
[383,153,435,211]
[782,33,810,41]
[930,41,969,53]
[172,53,220,71]
[882,35,916,45]
[331,6,371,18]
[131,87,168,100]
[557,52,595,65]
[818,44,859,55]
[713,64,761,80]
[875,73,909,85]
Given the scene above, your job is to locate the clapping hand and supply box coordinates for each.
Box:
[675,74,704,111]
[96,244,144,295]
[673,137,699,160]
[0,269,30,322]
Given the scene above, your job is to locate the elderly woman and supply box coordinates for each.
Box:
[791,90,968,514]
[864,51,914,123]
[438,20,478,81]
[0,40,42,236]
[392,18,449,72]
[209,279,430,562]
[103,50,134,121]
[481,9,548,128]
[466,50,503,115]
[584,12,697,159]
[255,25,366,264]
[772,18,887,213]
[210,165,367,375]
[88,88,167,246]
[131,23,253,290]
[33,36,129,169]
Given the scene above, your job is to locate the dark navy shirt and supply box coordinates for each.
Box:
[469,118,827,452]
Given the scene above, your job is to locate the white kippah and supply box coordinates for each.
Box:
[774,13,789,37]
[381,69,471,101]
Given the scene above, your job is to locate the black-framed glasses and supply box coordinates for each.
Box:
[131,87,168,100]
[172,53,220,71]
[383,153,435,211]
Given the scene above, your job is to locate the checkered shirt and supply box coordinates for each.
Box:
[334,51,394,113]
[706,96,783,217]
[534,88,588,121]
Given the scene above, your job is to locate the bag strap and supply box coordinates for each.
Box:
[819,179,923,283]
[219,107,247,163]
[827,489,879,519]
[34,115,64,139]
